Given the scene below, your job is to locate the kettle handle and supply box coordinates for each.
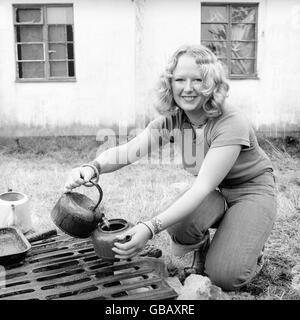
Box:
[83,180,103,212]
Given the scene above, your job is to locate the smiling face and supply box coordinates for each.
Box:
[171,54,206,115]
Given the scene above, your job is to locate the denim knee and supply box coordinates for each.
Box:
[167,221,206,245]
[167,190,225,244]
[205,259,255,291]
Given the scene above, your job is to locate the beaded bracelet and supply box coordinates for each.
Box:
[150,216,163,235]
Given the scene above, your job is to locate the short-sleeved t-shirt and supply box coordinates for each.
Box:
[146,105,273,187]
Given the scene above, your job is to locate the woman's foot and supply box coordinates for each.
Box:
[183,232,210,277]
[255,247,265,275]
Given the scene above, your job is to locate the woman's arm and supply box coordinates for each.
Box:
[64,127,161,191]
[113,144,242,259]
[156,144,241,228]
[95,128,154,174]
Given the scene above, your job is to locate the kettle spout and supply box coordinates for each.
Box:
[94,210,111,230]
[101,216,111,230]
[95,211,110,231]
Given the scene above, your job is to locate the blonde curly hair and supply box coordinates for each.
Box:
[154,45,229,118]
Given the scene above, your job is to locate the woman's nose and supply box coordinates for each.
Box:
[183,79,193,92]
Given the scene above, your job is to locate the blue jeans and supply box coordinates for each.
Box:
[167,171,277,291]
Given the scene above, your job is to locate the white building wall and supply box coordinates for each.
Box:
[135,0,300,134]
[0,0,299,136]
[133,0,202,125]
[0,0,135,136]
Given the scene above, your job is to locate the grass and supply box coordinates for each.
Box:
[0,135,299,300]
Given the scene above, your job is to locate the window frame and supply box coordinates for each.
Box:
[201,2,259,80]
[13,3,76,82]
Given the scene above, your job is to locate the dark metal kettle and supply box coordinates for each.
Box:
[50,181,104,238]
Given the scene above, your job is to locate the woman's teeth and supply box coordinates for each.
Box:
[182,96,196,101]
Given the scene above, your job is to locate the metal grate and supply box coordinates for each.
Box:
[0,233,177,300]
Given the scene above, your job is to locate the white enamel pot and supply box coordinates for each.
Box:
[0,191,32,233]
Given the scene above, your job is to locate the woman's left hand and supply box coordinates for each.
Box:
[112,223,153,260]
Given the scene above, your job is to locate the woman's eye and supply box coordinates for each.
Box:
[193,79,202,83]
[175,78,185,82]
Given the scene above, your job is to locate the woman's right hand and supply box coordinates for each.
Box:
[63,166,95,193]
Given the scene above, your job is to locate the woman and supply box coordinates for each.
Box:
[64,45,277,291]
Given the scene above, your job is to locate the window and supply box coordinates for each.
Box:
[201,3,258,79]
[14,4,75,81]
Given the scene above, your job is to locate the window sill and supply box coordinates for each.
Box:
[15,78,77,83]
[228,76,260,80]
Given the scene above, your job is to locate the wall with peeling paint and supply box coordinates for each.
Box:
[0,0,299,137]
[134,0,300,136]
[0,0,136,136]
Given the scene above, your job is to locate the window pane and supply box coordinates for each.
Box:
[231,6,256,23]
[202,41,227,58]
[48,26,66,42]
[201,24,227,40]
[68,61,75,77]
[66,25,73,41]
[15,6,75,80]
[231,59,255,75]
[48,44,67,60]
[18,62,44,78]
[231,42,255,59]
[47,7,73,24]
[201,6,227,23]
[17,25,43,42]
[67,43,74,59]
[219,59,229,76]
[16,8,42,23]
[231,24,255,41]
[50,61,67,77]
[18,44,44,60]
